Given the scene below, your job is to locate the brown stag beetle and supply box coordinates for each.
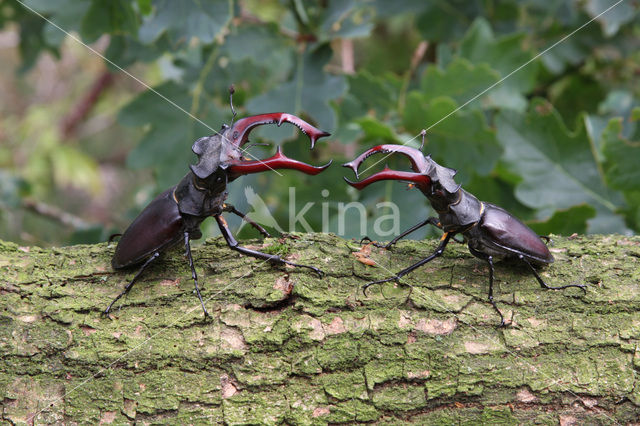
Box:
[343,134,586,325]
[108,89,331,317]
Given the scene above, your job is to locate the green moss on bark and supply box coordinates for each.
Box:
[1,234,640,423]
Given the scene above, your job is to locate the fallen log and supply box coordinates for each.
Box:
[1,233,639,423]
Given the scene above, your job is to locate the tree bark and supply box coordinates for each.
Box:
[1,233,640,424]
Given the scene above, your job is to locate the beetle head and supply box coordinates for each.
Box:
[189,129,240,180]
[189,87,331,181]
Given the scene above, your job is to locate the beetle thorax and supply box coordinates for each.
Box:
[430,187,483,232]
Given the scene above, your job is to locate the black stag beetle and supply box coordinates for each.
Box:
[343,135,586,325]
[108,90,331,317]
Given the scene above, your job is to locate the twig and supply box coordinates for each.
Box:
[398,41,429,114]
[60,70,114,139]
[22,198,92,230]
[341,39,355,75]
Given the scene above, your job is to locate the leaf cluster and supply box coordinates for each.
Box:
[1,0,639,245]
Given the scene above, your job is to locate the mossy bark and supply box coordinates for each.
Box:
[1,233,640,424]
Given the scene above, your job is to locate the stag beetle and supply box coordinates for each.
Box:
[108,89,331,317]
[343,135,586,325]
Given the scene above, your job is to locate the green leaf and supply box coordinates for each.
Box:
[246,44,347,142]
[620,191,640,232]
[118,81,223,188]
[585,91,637,158]
[318,0,374,40]
[419,57,499,107]
[218,25,294,84]
[222,25,292,64]
[356,117,400,144]
[527,205,597,236]
[602,117,640,191]
[137,0,152,15]
[0,171,30,209]
[23,0,90,48]
[330,94,365,145]
[464,174,533,220]
[536,21,601,75]
[598,90,635,116]
[459,18,534,81]
[403,93,501,181]
[13,9,54,72]
[584,0,637,37]
[105,34,165,68]
[415,0,488,43]
[81,0,139,43]
[496,99,625,233]
[347,70,398,116]
[458,18,539,110]
[548,74,606,126]
[370,0,430,17]
[138,0,232,45]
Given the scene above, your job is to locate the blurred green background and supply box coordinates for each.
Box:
[0,0,639,247]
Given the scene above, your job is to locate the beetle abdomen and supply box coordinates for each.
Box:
[112,188,184,269]
[478,203,554,265]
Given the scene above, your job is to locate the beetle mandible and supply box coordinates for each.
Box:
[343,134,586,325]
[108,89,331,317]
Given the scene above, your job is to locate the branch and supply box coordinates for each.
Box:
[21,197,92,230]
[1,234,639,423]
[60,70,114,139]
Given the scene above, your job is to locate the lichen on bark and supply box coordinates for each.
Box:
[1,233,640,424]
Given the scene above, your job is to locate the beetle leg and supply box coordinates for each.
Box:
[184,231,210,317]
[484,255,507,326]
[215,215,324,277]
[518,255,587,294]
[469,247,506,326]
[108,233,122,243]
[105,251,160,316]
[361,217,442,250]
[222,204,271,238]
[363,232,452,296]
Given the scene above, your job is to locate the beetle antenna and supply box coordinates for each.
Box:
[229,85,237,127]
[244,141,271,150]
[419,129,426,151]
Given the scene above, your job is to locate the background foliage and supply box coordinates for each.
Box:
[0,0,639,246]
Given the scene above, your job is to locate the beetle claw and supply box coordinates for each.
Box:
[343,144,460,193]
[228,112,330,149]
[362,275,400,297]
[342,145,431,175]
[225,112,331,177]
[343,171,431,191]
[229,149,332,177]
[342,145,434,192]
[359,236,388,249]
[359,236,373,245]
[342,160,360,179]
[283,260,324,278]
